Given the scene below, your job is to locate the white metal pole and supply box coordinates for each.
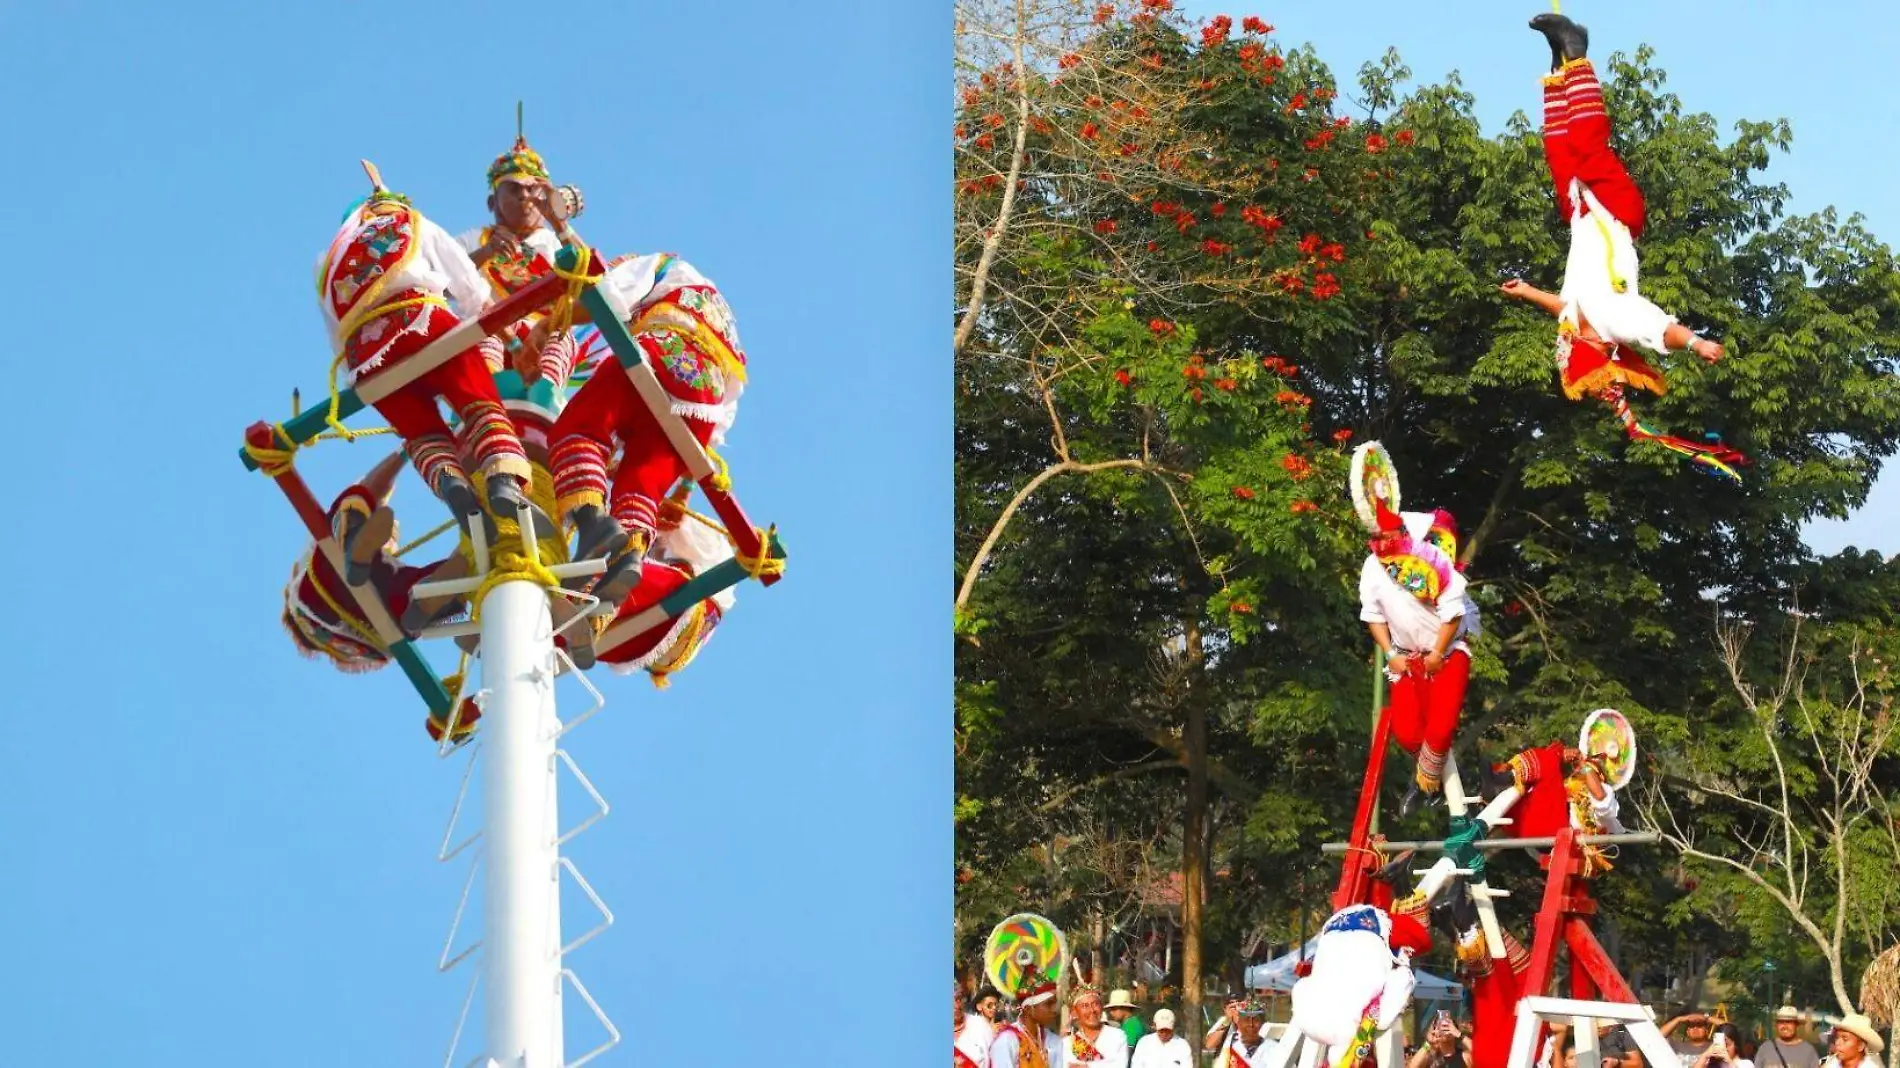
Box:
[479,578,565,1068]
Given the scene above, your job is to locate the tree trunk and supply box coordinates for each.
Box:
[1182,614,1209,1052]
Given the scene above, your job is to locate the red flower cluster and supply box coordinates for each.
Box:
[1365,133,1389,154]
[1201,15,1232,47]
[1311,272,1341,300]
[1175,212,1197,233]
[1215,377,1239,391]
[1191,387,1204,402]
[1140,52,1164,70]
[1240,205,1283,235]
[1396,129,1416,145]
[1274,389,1313,407]
[1238,43,1261,63]
[1094,218,1118,234]
[1332,427,1354,443]
[1285,92,1307,113]
[1504,600,1524,618]
[1152,199,1179,215]
[1261,52,1285,72]
[1120,142,1139,157]
[1259,355,1298,377]
[1314,87,1335,102]
[1231,601,1255,614]
[1080,122,1101,141]
[1059,53,1082,70]
[1114,369,1133,386]
[1290,500,1319,514]
[1334,116,1352,130]
[1298,233,1322,255]
[1320,242,1345,263]
[1198,77,1218,92]
[1141,0,1173,8]
[974,133,995,150]
[1232,486,1257,500]
[1150,319,1177,336]
[1094,2,1115,23]
[1276,270,1305,294]
[1282,453,1313,480]
[1201,238,1231,257]
[1210,201,1227,217]
[984,113,1005,128]
[1303,129,1336,151]
[1029,116,1052,135]
[1242,15,1272,32]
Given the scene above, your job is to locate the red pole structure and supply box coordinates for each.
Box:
[1331,699,1395,912]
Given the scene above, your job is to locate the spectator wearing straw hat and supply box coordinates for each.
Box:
[1823,1014,1885,1068]
[1107,989,1145,1054]
[1760,1007,1823,1068]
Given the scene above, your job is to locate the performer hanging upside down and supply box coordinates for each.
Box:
[280,453,480,740]
[319,169,549,548]
[1500,13,1747,481]
[1360,503,1478,817]
[549,250,748,607]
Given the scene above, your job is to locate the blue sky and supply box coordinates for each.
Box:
[0,2,943,1064]
[1175,0,1899,555]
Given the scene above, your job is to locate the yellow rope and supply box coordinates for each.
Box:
[705,447,734,493]
[456,465,571,623]
[394,516,459,558]
[1590,208,1628,293]
[306,563,386,648]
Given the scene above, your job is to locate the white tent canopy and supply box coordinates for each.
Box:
[1243,936,1464,1003]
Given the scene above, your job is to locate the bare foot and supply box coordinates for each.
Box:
[1692,337,1724,364]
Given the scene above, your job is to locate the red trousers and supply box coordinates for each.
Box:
[1387,650,1469,758]
[1469,958,1524,1068]
[353,307,529,489]
[1543,59,1644,236]
[550,362,715,537]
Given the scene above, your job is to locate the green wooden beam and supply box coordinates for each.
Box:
[236,390,368,471]
[391,640,453,715]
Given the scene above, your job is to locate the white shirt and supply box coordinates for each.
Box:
[318,209,492,349]
[1067,1025,1130,1066]
[1132,1033,1195,1068]
[958,1014,995,1066]
[1559,182,1677,353]
[1221,1033,1279,1068]
[992,1023,1064,1068]
[1358,555,1471,656]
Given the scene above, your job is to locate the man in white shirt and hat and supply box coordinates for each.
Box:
[1066,986,1131,1066]
[1132,1009,1195,1068]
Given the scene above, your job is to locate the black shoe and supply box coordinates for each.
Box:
[1371,848,1417,890]
[1480,761,1518,797]
[570,503,629,563]
[590,538,646,610]
[400,595,466,637]
[339,505,395,587]
[1397,781,1430,819]
[486,474,558,540]
[440,477,498,546]
[1431,877,1479,937]
[551,597,598,670]
[1529,12,1587,64]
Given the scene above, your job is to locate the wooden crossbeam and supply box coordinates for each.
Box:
[592,530,786,659]
[236,270,572,471]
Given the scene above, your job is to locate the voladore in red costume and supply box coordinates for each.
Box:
[317,176,541,534]
[549,251,748,602]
